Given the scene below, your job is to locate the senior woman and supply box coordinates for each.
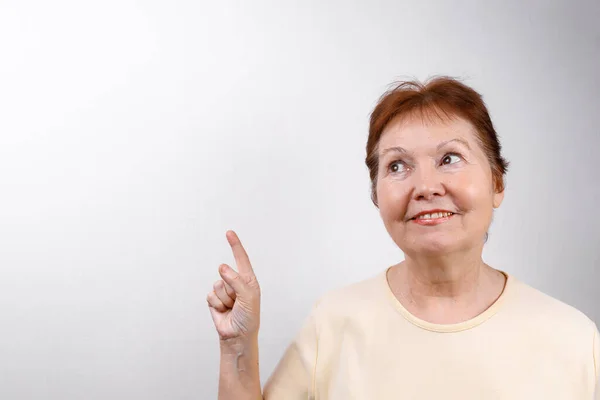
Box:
[207,77,600,399]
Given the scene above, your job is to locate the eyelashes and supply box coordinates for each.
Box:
[387,159,408,174]
[386,152,464,174]
[440,153,462,166]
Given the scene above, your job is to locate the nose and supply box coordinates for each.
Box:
[411,164,446,201]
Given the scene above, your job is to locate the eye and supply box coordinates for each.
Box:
[441,153,462,166]
[388,160,407,174]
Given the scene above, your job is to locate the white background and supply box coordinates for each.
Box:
[0,0,598,398]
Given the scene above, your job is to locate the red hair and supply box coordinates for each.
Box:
[366,76,509,206]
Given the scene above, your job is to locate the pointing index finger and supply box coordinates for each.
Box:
[226,230,255,277]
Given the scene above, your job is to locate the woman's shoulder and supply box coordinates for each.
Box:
[311,269,389,320]
[508,275,597,334]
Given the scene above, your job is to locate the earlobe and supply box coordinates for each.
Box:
[493,190,505,208]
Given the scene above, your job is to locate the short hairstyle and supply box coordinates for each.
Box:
[365,76,509,206]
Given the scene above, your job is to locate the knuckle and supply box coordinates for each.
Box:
[206,291,215,303]
[216,290,230,303]
[252,283,261,293]
[248,277,260,290]
[222,297,234,307]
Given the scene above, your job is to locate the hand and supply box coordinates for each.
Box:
[207,230,261,341]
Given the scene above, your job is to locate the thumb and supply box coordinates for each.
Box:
[218,264,253,298]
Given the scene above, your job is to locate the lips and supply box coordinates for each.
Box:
[409,210,456,226]
[413,211,454,220]
[409,209,456,221]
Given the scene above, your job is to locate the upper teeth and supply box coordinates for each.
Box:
[416,212,453,220]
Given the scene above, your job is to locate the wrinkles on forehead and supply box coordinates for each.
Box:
[377,113,479,159]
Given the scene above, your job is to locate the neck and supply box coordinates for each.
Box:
[388,249,506,324]
[401,248,487,299]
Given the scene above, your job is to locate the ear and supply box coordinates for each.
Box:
[493,190,504,209]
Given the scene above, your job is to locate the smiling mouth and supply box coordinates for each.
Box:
[412,211,454,221]
[409,211,456,226]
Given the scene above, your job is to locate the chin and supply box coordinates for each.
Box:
[398,234,466,257]
[413,242,457,256]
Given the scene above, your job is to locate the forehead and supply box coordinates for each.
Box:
[378,114,479,152]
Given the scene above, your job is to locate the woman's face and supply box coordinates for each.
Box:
[375,115,504,257]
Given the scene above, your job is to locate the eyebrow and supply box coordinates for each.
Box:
[380,138,471,156]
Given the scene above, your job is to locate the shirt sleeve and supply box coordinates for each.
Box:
[594,324,599,400]
[263,303,321,400]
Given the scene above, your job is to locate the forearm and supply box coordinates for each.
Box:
[218,334,263,400]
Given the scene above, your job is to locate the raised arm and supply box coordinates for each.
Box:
[207,231,263,400]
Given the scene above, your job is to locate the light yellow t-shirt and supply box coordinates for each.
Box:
[263,267,600,399]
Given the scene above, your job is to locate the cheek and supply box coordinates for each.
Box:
[448,173,494,214]
[377,179,409,218]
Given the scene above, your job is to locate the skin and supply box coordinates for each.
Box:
[376,113,506,324]
[207,112,508,397]
[207,231,262,400]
